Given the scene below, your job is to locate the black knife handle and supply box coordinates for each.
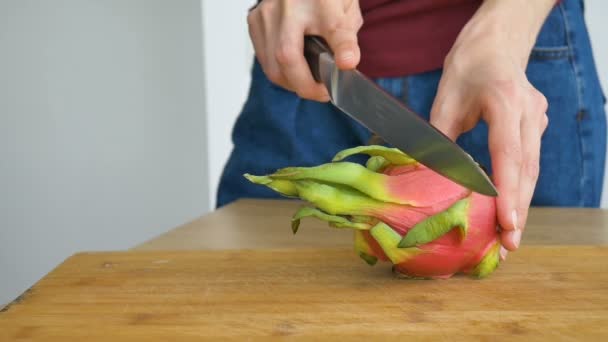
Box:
[304,36,332,82]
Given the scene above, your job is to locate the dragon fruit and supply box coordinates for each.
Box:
[245,145,501,279]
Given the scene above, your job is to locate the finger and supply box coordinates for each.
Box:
[247,9,267,67]
[429,80,468,141]
[344,0,364,32]
[501,228,522,252]
[518,112,543,226]
[256,1,288,88]
[319,2,360,70]
[500,246,509,261]
[486,102,522,247]
[429,98,463,141]
[502,93,547,250]
[500,111,542,250]
[275,19,329,101]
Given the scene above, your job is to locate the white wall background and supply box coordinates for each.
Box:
[201,1,254,208]
[0,0,208,305]
[587,0,608,103]
[0,0,606,306]
[586,1,608,208]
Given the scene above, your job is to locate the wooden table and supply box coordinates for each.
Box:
[135,199,608,250]
[1,199,607,341]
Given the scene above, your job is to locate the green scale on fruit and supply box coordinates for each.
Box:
[245,145,500,279]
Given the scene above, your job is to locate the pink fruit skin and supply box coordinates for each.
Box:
[369,165,471,235]
[393,193,498,278]
[384,165,471,210]
[364,164,498,278]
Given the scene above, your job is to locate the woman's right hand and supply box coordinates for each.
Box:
[248,0,363,101]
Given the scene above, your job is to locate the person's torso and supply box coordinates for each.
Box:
[358,0,482,77]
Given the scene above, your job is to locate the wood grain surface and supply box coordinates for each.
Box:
[1,247,607,341]
[135,199,608,251]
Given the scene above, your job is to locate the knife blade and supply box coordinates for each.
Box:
[304,36,498,196]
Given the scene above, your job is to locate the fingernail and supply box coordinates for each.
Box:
[510,229,522,249]
[500,246,509,261]
[339,50,354,62]
[511,210,519,231]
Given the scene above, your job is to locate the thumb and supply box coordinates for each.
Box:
[429,96,462,141]
[317,0,363,70]
[319,2,360,70]
[325,27,360,70]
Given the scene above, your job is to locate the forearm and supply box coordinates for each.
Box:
[453,0,556,68]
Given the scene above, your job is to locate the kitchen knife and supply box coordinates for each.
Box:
[304,36,498,197]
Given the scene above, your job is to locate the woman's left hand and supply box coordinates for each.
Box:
[429,0,555,253]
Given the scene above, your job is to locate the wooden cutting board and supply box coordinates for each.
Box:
[1,247,607,341]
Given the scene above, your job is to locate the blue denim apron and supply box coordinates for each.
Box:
[217,0,606,208]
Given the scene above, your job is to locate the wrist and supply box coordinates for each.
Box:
[451,0,555,68]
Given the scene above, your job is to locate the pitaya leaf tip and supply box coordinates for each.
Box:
[332,145,417,166]
[370,223,421,264]
[366,156,390,172]
[354,230,376,264]
[291,219,300,235]
[471,242,501,278]
[243,174,299,197]
[243,173,271,185]
[359,252,378,266]
[292,207,371,230]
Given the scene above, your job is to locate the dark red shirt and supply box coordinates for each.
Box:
[358,0,482,77]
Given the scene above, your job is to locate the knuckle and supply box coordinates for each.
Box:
[274,42,299,66]
[530,89,549,113]
[541,113,549,130]
[254,50,267,65]
[246,12,256,27]
[265,67,283,84]
[354,13,364,29]
[443,51,456,70]
[279,0,296,11]
[258,1,276,20]
[323,19,340,35]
